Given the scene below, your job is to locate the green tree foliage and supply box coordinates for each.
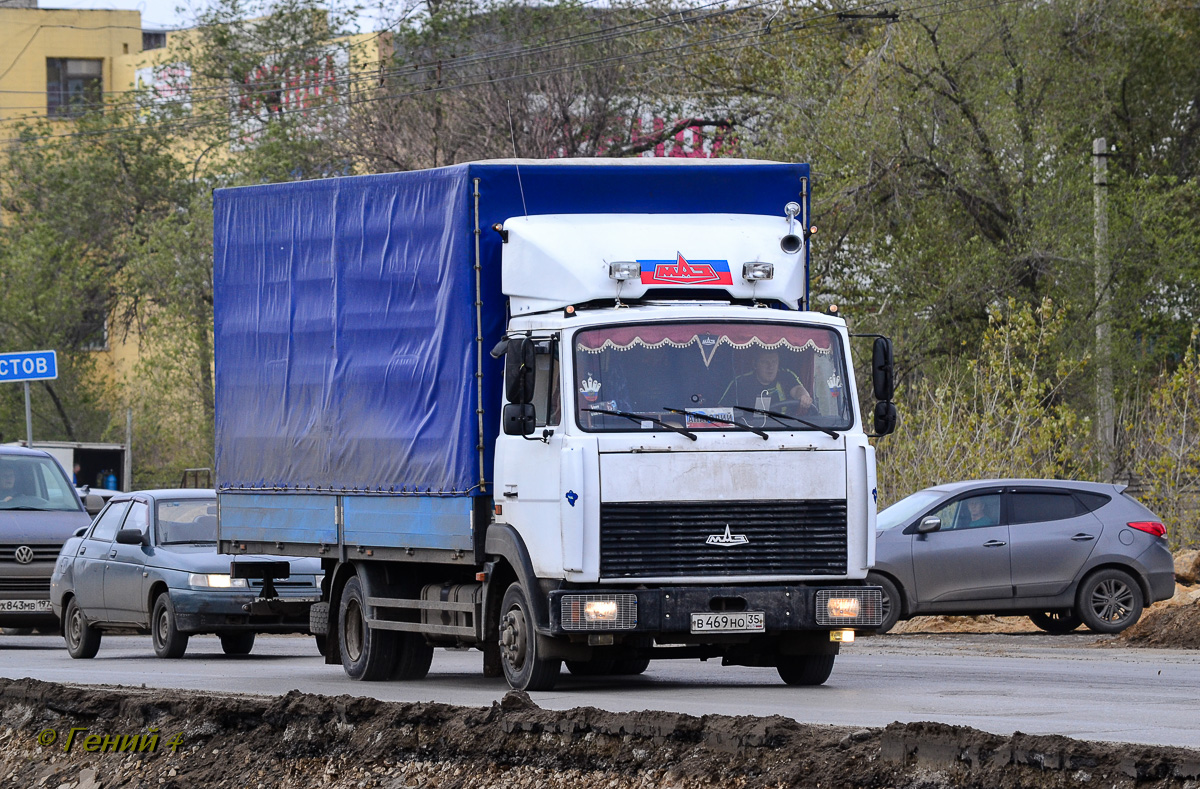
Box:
[1127,332,1200,549]
[876,298,1091,504]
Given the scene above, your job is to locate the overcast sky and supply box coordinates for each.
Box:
[42,0,389,31]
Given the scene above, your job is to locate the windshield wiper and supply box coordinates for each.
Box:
[661,406,768,440]
[581,407,697,441]
[0,505,52,511]
[732,405,840,439]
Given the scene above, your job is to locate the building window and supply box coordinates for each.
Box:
[47,58,103,118]
[142,31,167,51]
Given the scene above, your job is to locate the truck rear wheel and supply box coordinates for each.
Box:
[339,576,397,681]
[499,582,560,691]
[777,654,835,686]
[391,634,434,680]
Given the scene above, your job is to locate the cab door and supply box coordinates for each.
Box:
[911,490,1012,607]
[103,499,151,624]
[494,336,580,576]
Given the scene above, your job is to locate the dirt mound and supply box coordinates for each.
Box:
[2,678,1200,789]
[1114,583,1200,648]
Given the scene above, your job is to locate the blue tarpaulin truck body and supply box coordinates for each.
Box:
[214,160,812,554]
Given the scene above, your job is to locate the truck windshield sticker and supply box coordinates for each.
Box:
[579,375,602,402]
[638,253,733,286]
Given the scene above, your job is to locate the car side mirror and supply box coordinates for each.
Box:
[502,403,536,436]
[84,494,105,516]
[73,526,88,538]
[918,516,941,534]
[115,528,147,546]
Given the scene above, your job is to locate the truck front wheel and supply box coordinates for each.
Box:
[339,576,397,681]
[777,654,836,686]
[498,582,560,691]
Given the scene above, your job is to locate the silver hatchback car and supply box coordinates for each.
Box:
[870,480,1175,634]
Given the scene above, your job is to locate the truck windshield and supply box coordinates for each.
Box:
[0,455,82,511]
[573,321,853,433]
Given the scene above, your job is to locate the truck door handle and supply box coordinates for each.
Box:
[1070,533,1096,541]
[502,491,518,498]
[982,540,1007,547]
[79,547,86,555]
[109,549,118,558]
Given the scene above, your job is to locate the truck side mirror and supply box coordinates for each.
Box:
[872,337,894,402]
[873,401,897,436]
[505,338,536,404]
[502,403,537,436]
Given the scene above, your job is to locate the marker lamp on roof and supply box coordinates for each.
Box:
[608,261,640,281]
[742,262,775,282]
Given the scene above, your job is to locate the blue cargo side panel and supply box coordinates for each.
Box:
[343,496,473,551]
[214,169,494,496]
[219,493,337,546]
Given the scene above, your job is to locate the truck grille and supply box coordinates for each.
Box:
[599,499,847,578]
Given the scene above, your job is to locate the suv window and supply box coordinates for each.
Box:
[89,501,131,542]
[933,494,1001,530]
[1010,491,1080,524]
[1074,492,1111,513]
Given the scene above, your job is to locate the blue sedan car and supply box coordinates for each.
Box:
[51,489,322,658]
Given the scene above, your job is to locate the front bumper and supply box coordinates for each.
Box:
[548,584,883,636]
[169,588,319,634]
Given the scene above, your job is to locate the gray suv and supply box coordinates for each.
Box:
[870,479,1176,634]
[0,446,94,631]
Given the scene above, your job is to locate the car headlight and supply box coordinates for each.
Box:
[188,573,248,589]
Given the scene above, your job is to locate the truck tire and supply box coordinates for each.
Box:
[777,654,836,686]
[614,657,651,675]
[219,631,256,655]
[151,594,189,659]
[64,597,101,659]
[338,575,397,681]
[391,635,435,680]
[309,601,330,636]
[867,572,902,634]
[565,658,616,676]
[1076,568,1143,634]
[499,582,561,691]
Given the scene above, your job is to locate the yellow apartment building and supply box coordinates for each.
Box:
[1,1,384,384]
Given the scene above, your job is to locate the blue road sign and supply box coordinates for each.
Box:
[0,350,58,383]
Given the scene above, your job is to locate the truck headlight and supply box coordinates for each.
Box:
[561,593,637,630]
[815,589,882,626]
[188,573,248,588]
[826,597,861,618]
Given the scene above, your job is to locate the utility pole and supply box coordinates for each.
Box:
[1093,138,1114,481]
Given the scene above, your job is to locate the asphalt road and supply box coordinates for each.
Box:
[1,630,1196,748]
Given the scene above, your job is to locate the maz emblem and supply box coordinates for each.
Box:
[706,525,749,547]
